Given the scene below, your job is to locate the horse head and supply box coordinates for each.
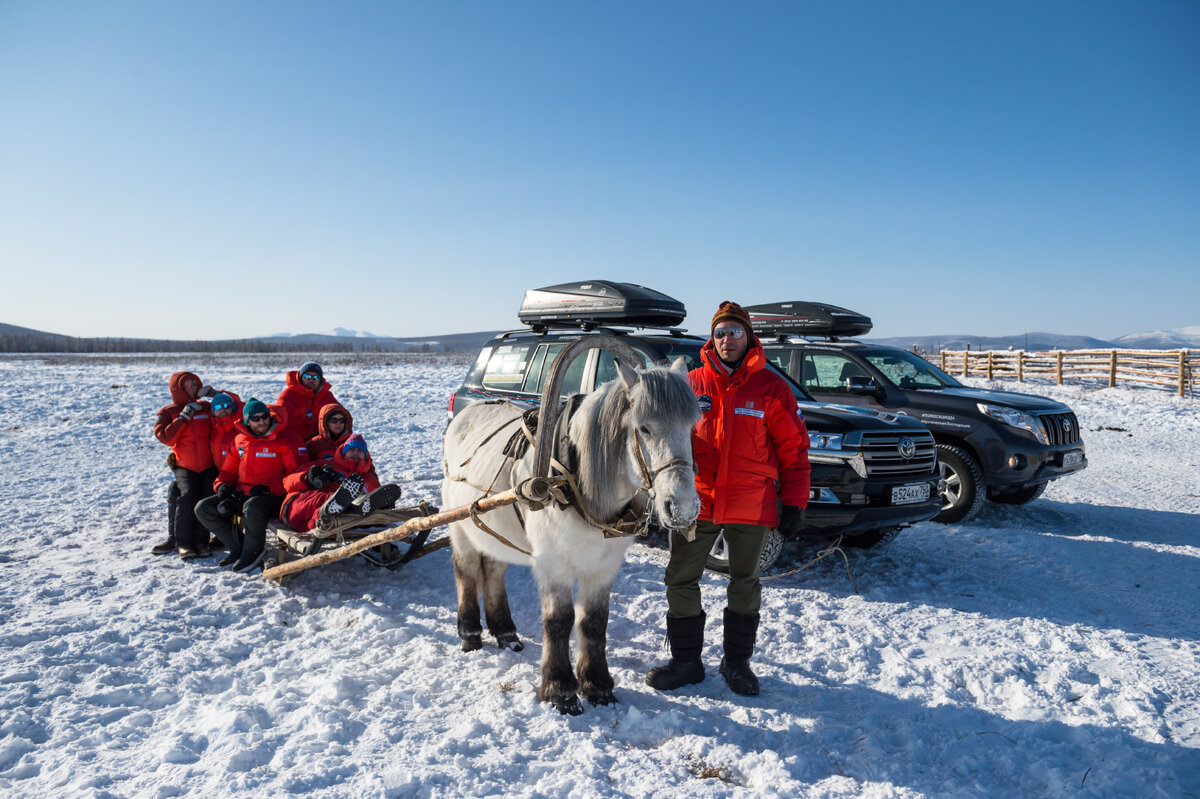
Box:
[611,357,701,531]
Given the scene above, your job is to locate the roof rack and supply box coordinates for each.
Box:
[746,301,873,340]
[517,280,687,330]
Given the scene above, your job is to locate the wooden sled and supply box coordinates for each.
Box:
[266,500,449,575]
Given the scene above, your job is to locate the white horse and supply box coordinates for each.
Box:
[442,358,700,715]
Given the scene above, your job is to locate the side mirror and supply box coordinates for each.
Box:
[844,375,882,396]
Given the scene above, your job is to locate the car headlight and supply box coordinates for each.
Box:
[809,432,843,451]
[976,403,1047,444]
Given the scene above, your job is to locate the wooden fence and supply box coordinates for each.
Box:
[937,348,1197,398]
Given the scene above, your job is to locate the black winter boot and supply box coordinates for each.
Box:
[352,483,402,514]
[719,608,760,696]
[645,613,706,690]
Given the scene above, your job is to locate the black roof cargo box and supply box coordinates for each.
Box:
[745,301,873,339]
[518,281,686,329]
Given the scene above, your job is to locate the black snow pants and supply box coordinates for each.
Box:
[172,466,216,550]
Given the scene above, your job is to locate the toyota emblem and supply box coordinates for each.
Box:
[1063,418,1072,431]
[898,437,916,459]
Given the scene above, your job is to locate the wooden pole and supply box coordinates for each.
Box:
[940,350,947,371]
[1109,350,1118,388]
[262,485,532,581]
[962,350,970,378]
[987,351,994,380]
[1056,351,1063,385]
[1180,350,1188,398]
[1017,351,1024,382]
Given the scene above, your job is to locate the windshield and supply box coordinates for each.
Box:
[863,349,961,389]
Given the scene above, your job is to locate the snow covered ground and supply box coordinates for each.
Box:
[0,354,1197,798]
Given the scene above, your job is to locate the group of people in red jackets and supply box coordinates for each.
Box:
[152,361,401,572]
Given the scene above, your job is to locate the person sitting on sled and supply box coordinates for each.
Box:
[276,360,340,442]
[280,433,401,533]
[194,399,304,572]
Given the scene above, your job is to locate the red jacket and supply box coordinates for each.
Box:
[208,392,244,467]
[154,371,214,472]
[276,371,340,442]
[214,405,305,497]
[689,338,810,527]
[280,427,379,494]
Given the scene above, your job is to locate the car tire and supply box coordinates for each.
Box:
[706,527,783,575]
[842,526,903,549]
[934,444,985,524]
[990,482,1047,506]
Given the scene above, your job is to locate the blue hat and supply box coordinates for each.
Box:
[341,433,368,457]
[299,362,323,382]
[243,398,269,425]
[212,392,235,411]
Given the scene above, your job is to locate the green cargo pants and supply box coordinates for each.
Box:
[664,520,769,619]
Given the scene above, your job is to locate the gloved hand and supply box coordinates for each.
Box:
[249,485,271,497]
[306,464,330,489]
[216,483,236,502]
[179,402,202,420]
[778,505,805,538]
[198,384,218,398]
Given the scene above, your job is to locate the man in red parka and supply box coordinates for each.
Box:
[194,399,304,572]
[646,301,810,697]
[276,361,340,442]
[153,371,217,559]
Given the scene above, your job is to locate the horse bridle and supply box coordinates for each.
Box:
[629,425,695,500]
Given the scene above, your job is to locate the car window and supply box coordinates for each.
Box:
[766,350,792,374]
[524,342,587,395]
[481,343,536,390]
[799,352,866,394]
[863,350,960,388]
[594,342,702,388]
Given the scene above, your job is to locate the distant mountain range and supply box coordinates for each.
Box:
[2,322,1198,353]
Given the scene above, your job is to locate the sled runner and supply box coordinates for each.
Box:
[263,501,449,579]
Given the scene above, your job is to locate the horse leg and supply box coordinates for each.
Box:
[451,530,485,652]
[481,557,522,651]
[575,575,617,706]
[538,581,583,715]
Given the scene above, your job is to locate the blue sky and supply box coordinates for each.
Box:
[1,1,1197,341]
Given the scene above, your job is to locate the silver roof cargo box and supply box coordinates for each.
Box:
[518,281,686,329]
[745,301,873,339]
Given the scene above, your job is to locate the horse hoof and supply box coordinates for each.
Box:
[586,690,617,707]
[495,633,524,652]
[550,694,584,716]
[459,634,483,652]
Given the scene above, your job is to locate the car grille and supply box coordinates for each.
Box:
[859,431,937,478]
[1038,412,1081,446]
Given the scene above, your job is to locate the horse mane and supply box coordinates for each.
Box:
[567,363,699,520]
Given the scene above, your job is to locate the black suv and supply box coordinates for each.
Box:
[749,301,1088,524]
[447,282,942,571]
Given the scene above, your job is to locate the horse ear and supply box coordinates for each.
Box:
[669,356,689,376]
[616,359,640,391]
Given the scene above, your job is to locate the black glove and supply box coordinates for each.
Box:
[306,465,329,489]
[249,485,270,497]
[778,505,805,538]
[178,402,202,421]
[216,483,236,502]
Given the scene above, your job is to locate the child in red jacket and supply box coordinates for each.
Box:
[282,434,401,533]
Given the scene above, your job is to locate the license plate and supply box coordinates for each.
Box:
[1062,450,1084,467]
[891,483,930,505]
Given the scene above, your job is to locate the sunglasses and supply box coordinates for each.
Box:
[302,372,321,381]
[713,327,746,340]
[248,413,270,423]
[328,416,347,424]
[212,401,233,412]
